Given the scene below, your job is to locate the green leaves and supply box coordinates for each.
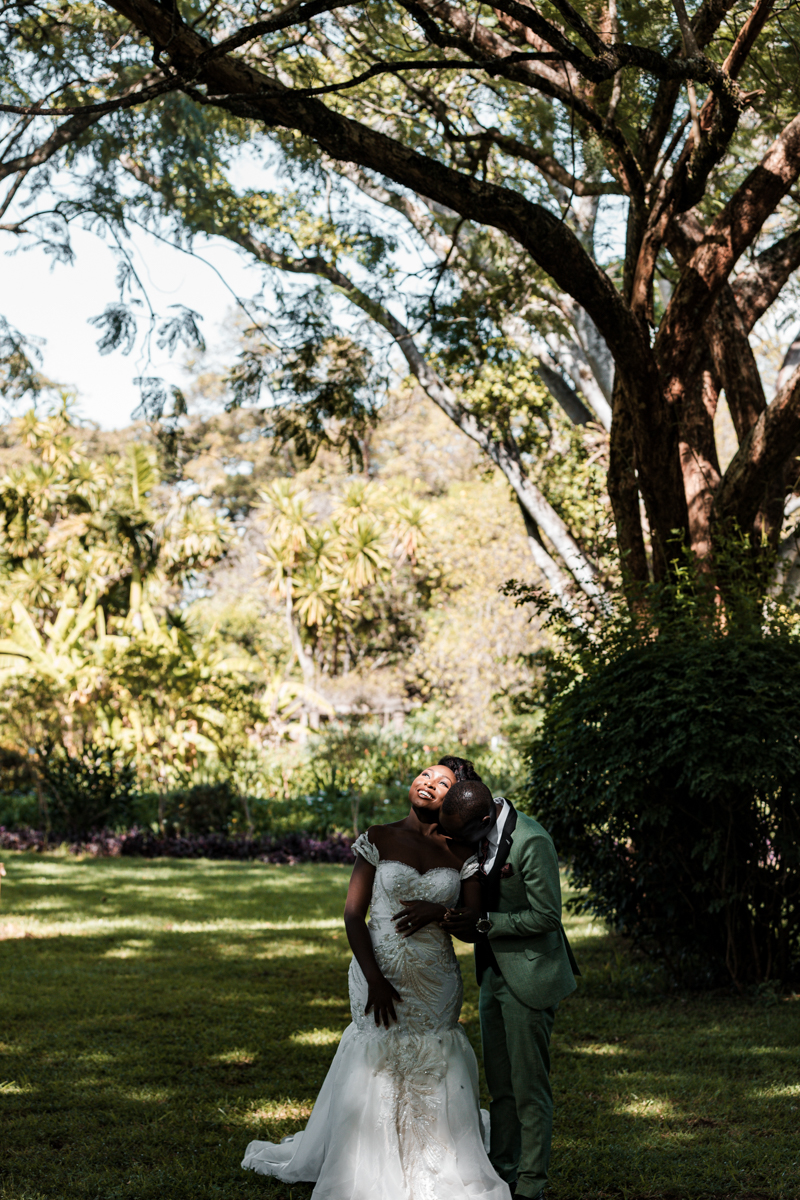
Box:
[257,476,426,654]
[0,407,246,794]
[526,622,800,989]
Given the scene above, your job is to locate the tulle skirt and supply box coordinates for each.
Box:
[242,1021,510,1200]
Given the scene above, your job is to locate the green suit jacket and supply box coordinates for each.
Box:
[477,805,580,1010]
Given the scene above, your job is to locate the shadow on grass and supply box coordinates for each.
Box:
[2,928,351,1200]
[1,857,355,1199]
[1,856,799,1199]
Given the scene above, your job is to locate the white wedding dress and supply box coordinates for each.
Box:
[242,832,510,1200]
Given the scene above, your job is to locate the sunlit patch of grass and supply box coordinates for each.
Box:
[289,1029,343,1046]
[247,1102,313,1124]
[0,855,798,1199]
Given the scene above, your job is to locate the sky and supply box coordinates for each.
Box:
[2,221,266,429]
[4,186,792,437]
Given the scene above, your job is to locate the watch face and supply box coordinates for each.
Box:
[476,918,492,933]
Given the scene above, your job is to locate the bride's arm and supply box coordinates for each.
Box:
[344,856,403,1028]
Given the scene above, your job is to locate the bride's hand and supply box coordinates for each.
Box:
[392,899,447,937]
[364,975,403,1028]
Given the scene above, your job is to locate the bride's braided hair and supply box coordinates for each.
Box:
[438,755,481,783]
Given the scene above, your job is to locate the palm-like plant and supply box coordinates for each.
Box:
[388,497,428,566]
[338,515,390,590]
[0,408,243,814]
[257,478,429,684]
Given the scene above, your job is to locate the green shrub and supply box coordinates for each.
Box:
[42,746,136,839]
[0,719,527,840]
[162,781,238,834]
[528,632,800,989]
[0,788,40,830]
[0,746,40,828]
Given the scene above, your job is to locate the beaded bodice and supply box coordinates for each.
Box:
[349,832,478,1039]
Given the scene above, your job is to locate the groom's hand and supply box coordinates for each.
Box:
[364,975,403,1028]
[440,907,479,937]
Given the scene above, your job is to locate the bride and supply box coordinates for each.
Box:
[242,762,511,1200]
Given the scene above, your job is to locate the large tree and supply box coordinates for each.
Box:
[2,0,800,608]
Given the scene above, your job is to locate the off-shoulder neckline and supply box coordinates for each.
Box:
[375,858,462,877]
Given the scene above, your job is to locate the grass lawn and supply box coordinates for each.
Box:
[0,854,797,1200]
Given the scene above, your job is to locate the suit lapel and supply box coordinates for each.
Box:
[483,800,518,910]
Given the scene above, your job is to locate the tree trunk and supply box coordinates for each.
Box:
[284,573,316,689]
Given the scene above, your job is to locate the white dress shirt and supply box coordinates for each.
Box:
[481,796,510,876]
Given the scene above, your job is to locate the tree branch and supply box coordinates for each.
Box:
[707,285,767,443]
[404,0,645,198]
[230,226,608,607]
[198,0,355,60]
[0,75,175,119]
[731,230,800,332]
[534,359,594,426]
[608,376,649,585]
[657,112,800,402]
[105,0,648,383]
[448,127,623,195]
[514,496,588,623]
[714,362,800,532]
[108,0,685,568]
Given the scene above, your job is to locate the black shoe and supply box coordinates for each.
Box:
[514,1193,544,1200]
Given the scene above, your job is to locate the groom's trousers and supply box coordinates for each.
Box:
[479,966,556,1197]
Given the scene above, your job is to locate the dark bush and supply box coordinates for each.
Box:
[118,829,354,863]
[0,825,354,864]
[162,781,238,834]
[0,745,37,794]
[41,746,135,838]
[528,632,800,989]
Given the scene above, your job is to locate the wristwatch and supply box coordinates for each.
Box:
[475,913,493,934]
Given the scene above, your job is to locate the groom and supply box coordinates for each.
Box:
[437,758,580,1200]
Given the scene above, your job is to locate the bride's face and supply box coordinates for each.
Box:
[408,764,456,823]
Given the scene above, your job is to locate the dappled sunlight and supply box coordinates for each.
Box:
[255,938,348,962]
[212,1051,258,1066]
[2,853,798,1200]
[750,1083,800,1098]
[0,919,34,939]
[0,1079,28,1095]
[570,1041,628,1057]
[616,1095,681,1121]
[248,1102,312,1123]
[103,938,155,958]
[289,1029,343,1047]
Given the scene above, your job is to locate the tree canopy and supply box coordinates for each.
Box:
[2,1,800,611]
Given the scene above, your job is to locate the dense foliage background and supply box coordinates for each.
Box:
[3,0,800,997]
[0,393,538,841]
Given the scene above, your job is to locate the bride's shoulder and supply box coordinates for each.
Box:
[352,824,396,866]
[362,823,402,851]
[448,843,480,877]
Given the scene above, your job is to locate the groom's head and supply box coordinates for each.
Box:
[437,779,496,845]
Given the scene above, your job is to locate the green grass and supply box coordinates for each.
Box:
[0,855,797,1200]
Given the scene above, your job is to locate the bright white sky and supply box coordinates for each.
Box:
[1,181,632,433]
[4,186,791,435]
[2,222,266,429]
